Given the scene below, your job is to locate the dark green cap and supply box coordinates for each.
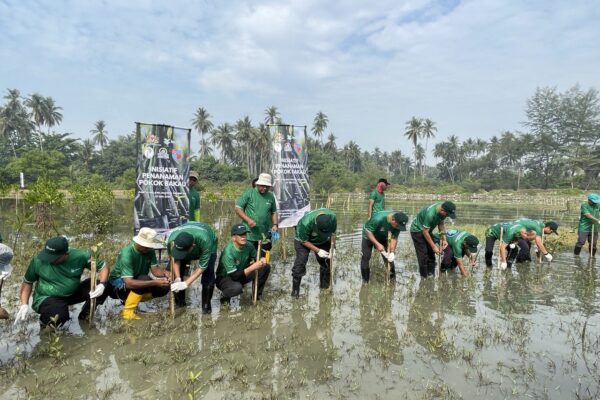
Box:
[392,212,408,231]
[441,201,456,219]
[172,232,194,260]
[38,236,69,263]
[231,223,248,236]
[545,221,559,234]
[316,214,334,233]
[464,235,479,253]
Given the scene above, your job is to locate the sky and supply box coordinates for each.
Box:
[1,0,599,156]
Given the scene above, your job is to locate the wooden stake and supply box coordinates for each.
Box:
[385,231,392,284]
[538,230,545,263]
[169,242,175,318]
[498,226,504,270]
[89,246,98,325]
[253,241,262,305]
[329,234,336,289]
[281,228,287,261]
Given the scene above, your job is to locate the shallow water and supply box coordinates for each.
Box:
[0,198,598,399]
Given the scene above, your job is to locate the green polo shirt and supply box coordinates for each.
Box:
[295,208,337,245]
[410,202,446,233]
[432,229,470,259]
[166,222,218,269]
[487,223,525,244]
[363,211,400,244]
[188,186,200,221]
[24,249,106,312]
[369,190,385,214]
[216,241,257,279]
[109,242,157,281]
[578,202,600,232]
[235,188,277,242]
[513,219,543,236]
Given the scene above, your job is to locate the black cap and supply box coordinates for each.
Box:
[316,214,334,233]
[231,223,248,236]
[545,221,559,234]
[172,232,194,260]
[441,201,456,219]
[464,235,479,253]
[378,178,390,185]
[38,236,69,263]
[392,212,408,231]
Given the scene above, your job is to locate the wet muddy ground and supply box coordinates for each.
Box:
[0,200,598,399]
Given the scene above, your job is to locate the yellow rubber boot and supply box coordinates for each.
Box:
[122,291,143,320]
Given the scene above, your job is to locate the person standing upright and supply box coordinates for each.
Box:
[410,201,456,278]
[188,171,201,222]
[574,193,600,256]
[368,178,390,219]
[235,173,278,256]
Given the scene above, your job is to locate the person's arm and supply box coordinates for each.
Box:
[18,282,33,305]
[423,227,440,254]
[366,230,385,252]
[534,236,548,255]
[368,199,374,219]
[455,258,468,277]
[97,265,110,283]
[389,237,397,253]
[235,207,256,228]
[499,242,507,262]
[124,267,170,289]
[437,222,447,248]
[243,258,267,277]
[271,212,278,232]
[584,212,600,223]
[302,241,322,253]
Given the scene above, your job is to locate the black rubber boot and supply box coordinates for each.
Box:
[574,245,582,256]
[485,252,493,267]
[361,268,370,283]
[320,268,330,289]
[291,277,301,299]
[389,264,396,280]
[78,300,91,321]
[220,296,230,305]
[174,290,187,308]
[202,285,214,314]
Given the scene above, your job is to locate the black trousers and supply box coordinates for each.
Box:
[516,238,532,262]
[360,238,395,276]
[484,236,519,267]
[38,278,92,327]
[216,264,271,299]
[576,231,598,252]
[292,240,331,280]
[411,232,435,278]
[440,247,457,270]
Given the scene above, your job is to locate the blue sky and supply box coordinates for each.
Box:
[1,0,599,155]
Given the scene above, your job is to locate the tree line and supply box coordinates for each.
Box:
[0,85,598,194]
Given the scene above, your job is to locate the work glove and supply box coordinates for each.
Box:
[386,252,395,263]
[174,277,181,283]
[14,304,29,325]
[317,249,330,258]
[499,261,508,271]
[544,253,553,262]
[381,251,389,258]
[171,281,188,292]
[509,243,516,249]
[89,283,105,299]
[270,230,280,241]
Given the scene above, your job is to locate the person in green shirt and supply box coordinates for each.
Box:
[484,222,529,270]
[409,201,456,278]
[360,211,408,283]
[215,224,270,304]
[166,221,218,314]
[188,170,201,222]
[107,228,171,320]
[574,193,600,256]
[235,173,278,255]
[367,178,390,219]
[512,219,558,262]
[432,230,479,276]
[14,236,110,328]
[292,208,337,298]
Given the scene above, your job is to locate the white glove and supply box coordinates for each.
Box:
[171,281,188,292]
[0,270,10,280]
[386,252,395,263]
[509,243,516,249]
[317,249,330,258]
[89,283,105,299]
[499,262,508,271]
[544,253,553,262]
[381,251,389,258]
[174,277,181,283]
[14,304,29,325]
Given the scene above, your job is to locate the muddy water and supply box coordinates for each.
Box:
[0,199,598,399]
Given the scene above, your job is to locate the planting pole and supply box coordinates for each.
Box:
[329,233,336,289]
[253,241,262,305]
[281,228,287,261]
[538,231,544,264]
[385,231,392,284]
[498,226,504,270]
[88,246,98,325]
[169,242,175,318]
[590,224,595,264]
[0,278,8,319]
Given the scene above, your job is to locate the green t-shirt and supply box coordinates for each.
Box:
[188,186,200,221]
[513,219,543,236]
[410,202,446,233]
[235,188,277,241]
[109,243,157,281]
[369,190,385,214]
[24,249,105,312]
[295,208,337,245]
[216,241,257,279]
[362,211,400,244]
[578,202,600,232]
[487,223,524,244]
[432,229,470,259]
[167,222,218,269]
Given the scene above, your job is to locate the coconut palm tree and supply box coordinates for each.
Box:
[264,106,281,125]
[404,117,422,183]
[90,120,109,154]
[311,111,328,145]
[235,116,254,175]
[323,133,337,153]
[1,89,34,156]
[79,138,95,171]
[211,123,234,163]
[191,107,213,157]
[24,93,46,149]
[43,96,63,134]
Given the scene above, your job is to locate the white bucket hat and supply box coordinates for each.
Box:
[255,173,272,187]
[0,244,14,278]
[189,171,199,180]
[133,227,164,249]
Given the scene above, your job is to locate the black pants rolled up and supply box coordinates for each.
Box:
[411,232,435,277]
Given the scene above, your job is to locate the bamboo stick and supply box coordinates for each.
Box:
[253,241,262,305]
[89,246,98,325]
[329,234,336,289]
